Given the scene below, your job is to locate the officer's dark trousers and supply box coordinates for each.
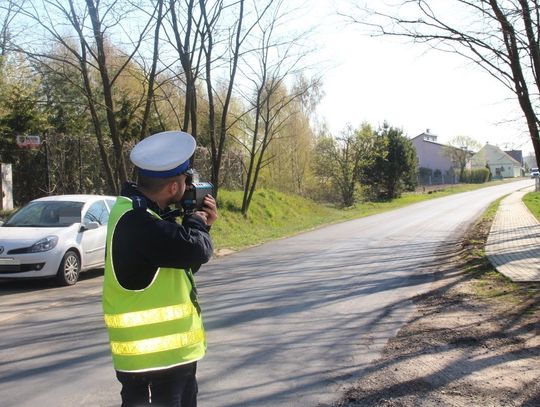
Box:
[116,362,198,407]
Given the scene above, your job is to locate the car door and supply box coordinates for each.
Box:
[80,200,110,268]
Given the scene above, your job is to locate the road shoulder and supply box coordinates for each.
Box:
[336,209,540,406]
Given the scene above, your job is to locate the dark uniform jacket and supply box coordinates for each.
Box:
[111,182,213,290]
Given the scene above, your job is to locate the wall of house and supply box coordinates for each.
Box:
[487,163,521,178]
[411,138,454,172]
[472,145,521,178]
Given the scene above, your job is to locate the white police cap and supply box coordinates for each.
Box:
[130,130,196,178]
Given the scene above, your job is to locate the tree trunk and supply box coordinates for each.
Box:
[245,110,272,213]
[213,0,245,198]
[140,0,165,141]
[200,0,217,191]
[68,0,117,194]
[169,0,198,139]
[86,0,128,185]
[242,87,264,214]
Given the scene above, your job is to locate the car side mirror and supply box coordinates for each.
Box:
[80,221,100,231]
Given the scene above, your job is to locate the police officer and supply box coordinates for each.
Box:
[102,131,218,406]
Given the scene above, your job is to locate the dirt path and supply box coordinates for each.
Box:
[336,216,540,406]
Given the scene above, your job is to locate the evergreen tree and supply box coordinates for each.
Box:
[362,124,417,200]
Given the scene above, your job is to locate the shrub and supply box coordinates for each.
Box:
[418,167,433,177]
[461,168,490,183]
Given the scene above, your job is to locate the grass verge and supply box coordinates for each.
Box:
[461,195,540,303]
[523,191,540,222]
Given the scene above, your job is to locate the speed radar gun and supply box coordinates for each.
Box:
[180,169,214,213]
[130,130,215,215]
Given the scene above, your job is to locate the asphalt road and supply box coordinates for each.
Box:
[0,179,534,407]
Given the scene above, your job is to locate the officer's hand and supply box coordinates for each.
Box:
[194,195,218,226]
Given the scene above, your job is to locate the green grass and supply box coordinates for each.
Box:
[473,270,521,299]
[482,195,506,223]
[211,189,354,250]
[212,178,523,251]
[523,191,540,221]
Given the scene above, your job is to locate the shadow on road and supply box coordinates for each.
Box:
[0,268,104,294]
[334,220,540,407]
[197,236,461,406]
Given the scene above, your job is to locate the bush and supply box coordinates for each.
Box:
[418,167,433,178]
[461,168,490,183]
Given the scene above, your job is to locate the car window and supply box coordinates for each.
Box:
[105,199,116,210]
[83,201,109,225]
[3,201,84,227]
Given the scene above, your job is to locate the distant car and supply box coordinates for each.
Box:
[0,195,116,286]
[531,167,539,178]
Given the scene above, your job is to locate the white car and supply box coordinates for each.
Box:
[531,167,539,178]
[0,195,116,285]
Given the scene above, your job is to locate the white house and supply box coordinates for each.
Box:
[471,143,522,178]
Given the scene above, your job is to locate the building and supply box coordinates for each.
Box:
[504,149,523,166]
[411,130,453,171]
[471,143,522,178]
[411,130,459,184]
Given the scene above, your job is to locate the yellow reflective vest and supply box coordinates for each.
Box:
[102,197,206,372]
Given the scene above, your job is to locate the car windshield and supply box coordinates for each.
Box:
[3,201,84,227]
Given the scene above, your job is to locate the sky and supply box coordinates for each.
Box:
[302,1,535,155]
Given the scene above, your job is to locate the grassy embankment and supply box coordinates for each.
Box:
[211,178,522,252]
[462,191,540,302]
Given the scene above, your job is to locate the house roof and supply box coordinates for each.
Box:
[472,144,522,166]
[411,132,445,146]
[505,149,523,164]
[411,132,463,151]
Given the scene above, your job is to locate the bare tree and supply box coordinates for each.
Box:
[10,0,118,192]
[13,0,163,192]
[0,0,25,58]
[151,72,188,129]
[163,0,278,197]
[68,0,119,192]
[199,0,278,198]
[235,0,315,214]
[200,0,242,197]
[167,0,205,138]
[345,0,540,168]
[139,0,166,140]
[443,135,480,181]
[263,84,318,196]
[85,0,157,185]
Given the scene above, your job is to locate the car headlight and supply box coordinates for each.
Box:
[30,236,59,252]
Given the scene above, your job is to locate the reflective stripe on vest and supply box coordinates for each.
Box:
[104,303,194,328]
[110,329,205,356]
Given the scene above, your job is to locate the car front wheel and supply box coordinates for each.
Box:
[56,250,81,286]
